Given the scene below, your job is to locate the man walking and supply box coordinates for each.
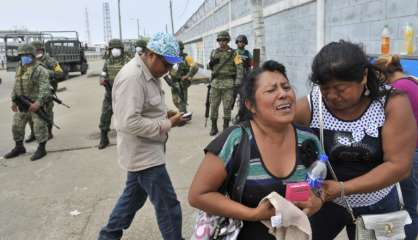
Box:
[98,33,186,240]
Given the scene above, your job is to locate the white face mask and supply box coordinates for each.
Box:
[111,48,122,57]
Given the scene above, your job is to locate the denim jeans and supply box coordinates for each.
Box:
[98,165,183,240]
[310,187,400,240]
[400,148,418,240]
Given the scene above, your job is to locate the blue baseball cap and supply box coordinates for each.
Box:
[147,32,182,64]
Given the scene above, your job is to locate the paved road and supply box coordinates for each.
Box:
[0,60,347,239]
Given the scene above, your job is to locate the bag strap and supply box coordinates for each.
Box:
[231,124,250,202]
[211,49,235,79]
[317,89,405,222]
[219,123,250,203]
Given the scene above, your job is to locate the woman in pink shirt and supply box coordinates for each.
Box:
[376,54,418,240]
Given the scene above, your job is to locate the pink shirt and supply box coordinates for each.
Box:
[391,78,418,147]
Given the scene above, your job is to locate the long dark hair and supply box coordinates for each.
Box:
[310,40,387,100]
[235,60,288,123]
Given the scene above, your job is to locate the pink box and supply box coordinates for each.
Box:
[285,182,311,202]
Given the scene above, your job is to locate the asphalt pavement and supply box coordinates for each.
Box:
[0,60,347,239]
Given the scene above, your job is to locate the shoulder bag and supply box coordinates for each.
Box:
[191,124,250,240]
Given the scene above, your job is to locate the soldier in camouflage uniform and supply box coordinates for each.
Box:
[235,35,252,75]
[3,44,51,161]
[207,31,243,136]
[25,41,64,142]
[169,41,198,113]
[98,39,131,149]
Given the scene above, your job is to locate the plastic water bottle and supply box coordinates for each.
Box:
[381,25,391,55]
[306,154,328,190]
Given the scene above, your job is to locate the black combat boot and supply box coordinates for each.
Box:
[30,142,47,161]
[4,141,26,159]
[98,130,109,150]
[223,119,230,131]
[25,133,36,143]
[209,119,218,136]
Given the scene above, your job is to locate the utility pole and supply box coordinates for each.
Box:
[118,0,122,40]
[251,0,265,63]
[169,0,174,35]
[136,18,140,38]
[84,8,91,44]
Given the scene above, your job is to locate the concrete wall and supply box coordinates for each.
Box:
[177,0,418,95]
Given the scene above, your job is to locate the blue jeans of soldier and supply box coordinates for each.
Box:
[98,165,183,240]
[400,148,418,240]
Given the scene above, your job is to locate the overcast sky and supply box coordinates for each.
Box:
[0,0,204,43]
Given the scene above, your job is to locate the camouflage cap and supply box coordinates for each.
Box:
[146,32,182,64]
[31,40,44,50]
[217,31,231,41]
[108,39,123,49]
[135,39,148,49]
[18,44,36,56]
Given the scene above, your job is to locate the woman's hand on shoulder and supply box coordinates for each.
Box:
[294,191,324,217]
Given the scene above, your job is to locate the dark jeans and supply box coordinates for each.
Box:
[310,187,400,240]
[98,165,183,240]
[400,148,418,240]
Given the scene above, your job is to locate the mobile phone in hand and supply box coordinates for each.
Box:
[181,112,192,121]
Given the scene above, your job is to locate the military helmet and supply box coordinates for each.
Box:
[135,39,148,49]
[31,40,44,50]
[235,35,248,45]
[178,41,184,51]
[108,39,123,49]
[18,44,36,56]
[217,31,231,41]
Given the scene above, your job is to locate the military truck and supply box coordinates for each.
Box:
[4,31,88,80]
[43,31,88,79]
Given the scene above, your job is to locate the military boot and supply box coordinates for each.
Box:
[25,133,36,143]
[98,130,109,150]
[209,119,218,136]
[223,119,230,131]
[31,142,47,161]
[4,141,26,159]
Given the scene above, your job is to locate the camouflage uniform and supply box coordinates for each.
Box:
[208,31,243,135]
[4,44,51,161]
[235,35,252,75]
[25,41,63,142]
[11,63,51,143]
[169,41,198,112]
[98,39,130,149]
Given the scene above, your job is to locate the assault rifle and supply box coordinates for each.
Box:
[13,95,61,129]
[50,87,70,108]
